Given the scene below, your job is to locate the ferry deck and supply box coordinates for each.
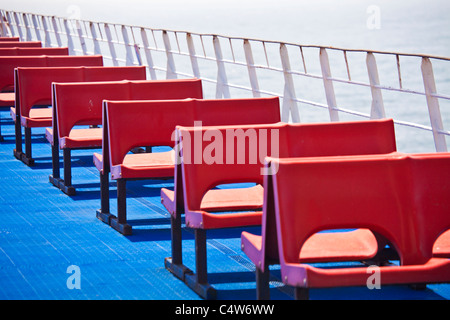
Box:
[0,117,449,301]
[0,9,449,303]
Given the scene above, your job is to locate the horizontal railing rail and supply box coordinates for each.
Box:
[1,10,449,153]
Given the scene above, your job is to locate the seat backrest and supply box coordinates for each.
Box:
[0,56,46,91]
[268,153,450,269]
[281,119,397,157]
[0,41,41,47]
[106,97,280,170]
[17,65,145,118]
[0,55,103,92]
[179,119,396,212]
[0,37,20,42]
[0,47,69,56]
[45,55,103,67]
[53,78,203,146]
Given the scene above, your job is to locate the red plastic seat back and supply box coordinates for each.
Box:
[0,56,46,91]
[0,37,20,42]
[45,55,103,67]
[129,79,203,100]
[18,66,144,118]
[0,41,41,47]
[55,79,203,143]
[54,81,131,139]
[0,47,69,56]
[178,122,283,212]
[0,55,103,92]
[179,119,396,213]
[106,97,280,169]
[106,99,195,168]
[84,67,146,82]
[282,119,397,157]
[18,67,84,118]
[269,153,450,268]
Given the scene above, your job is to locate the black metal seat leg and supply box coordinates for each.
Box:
[294,287,309,300]
[164,214,193,281]
[96,171,112,224]
[171,214,183,265]
[49,143,64,188]
[14,127,35,166]
[13,113,22,159]
[109,178,132,235]
[184,229,217,300]
[55,148,76,195]
[256,267,271,300]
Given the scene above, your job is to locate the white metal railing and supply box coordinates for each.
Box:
[2,10,449,153]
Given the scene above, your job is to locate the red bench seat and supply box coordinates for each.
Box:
[98,96,280,235]
[0,55,101,92]
[0,55,103,142]
[245,153,450,299]
[0,47,69,56]
[171,119,397,299]
[50,79,203,196]
[0,92,14,107]
[46,127,102,149]
[0,41,41,47]
[0,37,20,41]
[12,64,148,166]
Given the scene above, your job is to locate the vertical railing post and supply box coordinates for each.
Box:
[121,25,135,66]
[366,52,386,119]
[186,33,201,78]
[13,12,24,40]
[244,39,261,98]
[5,12,15,37]
[41,16,52,47]
[63,19,76,55]
[213,35,230,99]
[31,14,42,42]
[14,12,25,40]
[162,30,177,79]
[0,11,5,37]
[76,21,87,55]
[133,44,142,66]
[280,43,300,123]
[90,22,101,55]
[23,13,33,41]
[319,48,340,121]
[105,23,119,66]
[421,57,447,152]
[140,28,157,79]
[51,16,62,47]
[0,11,10,37]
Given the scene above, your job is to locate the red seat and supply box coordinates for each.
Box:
[50,79,203,197]
[13,64,145,166]
[248,153,450,299]
[0,41,41,47]
[96,96,279,236]
[433,231,450,258]
[0,47,69,56]
[0,37,20,41]
[0,55,103,141]
[173,119,397,299]
[0,92,14,107]
[0,55,102,92]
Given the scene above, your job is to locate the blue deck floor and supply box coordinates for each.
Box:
[0,110,449,301]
